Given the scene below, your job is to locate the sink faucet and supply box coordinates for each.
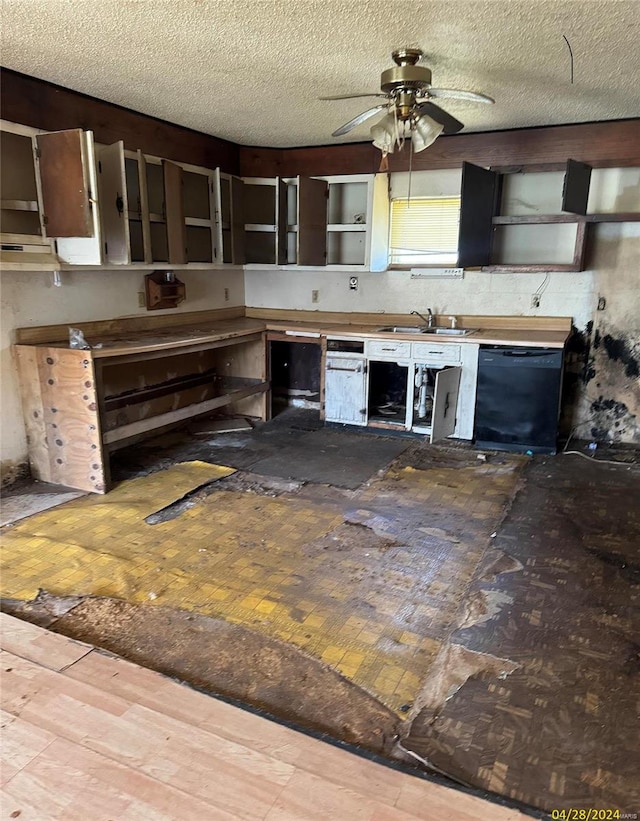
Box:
[448,315,458,329]
[410,309,434,328]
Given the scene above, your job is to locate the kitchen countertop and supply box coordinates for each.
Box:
[264,321,570,349]
[20,317,571,357]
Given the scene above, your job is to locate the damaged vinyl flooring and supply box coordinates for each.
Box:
[2,409,639,817]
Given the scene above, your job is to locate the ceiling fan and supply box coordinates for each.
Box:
[321,48,494,153]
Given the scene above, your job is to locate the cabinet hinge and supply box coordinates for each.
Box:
[98,160,102,173]
[34,147,41,159]
[104,242,108,255]
[42,214,48,225]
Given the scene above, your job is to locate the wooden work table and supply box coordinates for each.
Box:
[14,309,572,492]
[15,319,269,493]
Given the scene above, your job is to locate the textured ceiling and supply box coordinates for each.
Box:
[2,0,639,148]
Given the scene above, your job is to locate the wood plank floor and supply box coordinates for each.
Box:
[0,614,531,820]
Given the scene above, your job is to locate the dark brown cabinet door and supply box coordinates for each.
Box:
[562,159,592,215]
[36,129,93,238]
[457,162,500,268]
[298,177,328,266]
[162,160,186,264]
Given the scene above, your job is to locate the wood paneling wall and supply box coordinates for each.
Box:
[2,68,639,178]
[0,69,239,174]
[240,120,640,177]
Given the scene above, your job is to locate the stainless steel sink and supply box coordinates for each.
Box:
[423,328,478,336]
[376,326,425,333]
[376,326,477,336]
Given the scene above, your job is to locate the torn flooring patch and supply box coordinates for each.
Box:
[0,451,523,716]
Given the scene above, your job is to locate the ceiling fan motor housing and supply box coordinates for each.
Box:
[380,64,432,93]
[380,48,432,118]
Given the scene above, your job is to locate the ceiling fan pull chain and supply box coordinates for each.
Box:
[407,132,413,205]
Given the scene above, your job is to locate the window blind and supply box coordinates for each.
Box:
[389,196,461,265]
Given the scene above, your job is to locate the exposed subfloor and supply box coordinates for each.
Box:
[2,408,639,817]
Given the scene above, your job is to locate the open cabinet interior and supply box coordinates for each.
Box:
[0,130,43,240]
[124,156,146,262]
[367,360,408,427]
[182,169,214,263]
[145,160,168,262]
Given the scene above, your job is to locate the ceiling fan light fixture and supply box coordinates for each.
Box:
[412,114,444,152]
[370,112,398,154]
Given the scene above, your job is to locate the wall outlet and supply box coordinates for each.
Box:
[311,289,319,303]
[137,291,146,308]
[531,294,541,309]
[224,287,229,302]
[349,276,358,291]
[597,296,606,311]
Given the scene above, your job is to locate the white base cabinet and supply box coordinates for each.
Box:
[325,336,479,442]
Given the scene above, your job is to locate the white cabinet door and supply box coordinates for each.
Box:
[97,141,130,265]
[325,357,367,425]
[431,366,462,442]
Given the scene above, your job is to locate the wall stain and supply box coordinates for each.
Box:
[602,334,640,379]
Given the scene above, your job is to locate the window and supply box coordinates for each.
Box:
[389,196,460,266]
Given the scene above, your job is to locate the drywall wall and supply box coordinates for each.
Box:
[245,266,595,327]
[1,267,244,482]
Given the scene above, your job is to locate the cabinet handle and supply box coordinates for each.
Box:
[327,366,362,373]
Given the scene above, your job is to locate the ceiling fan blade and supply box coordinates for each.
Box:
[427,88,495,104]
[320,93,387,101]
[416,102,464,135]
[332,105,387,137]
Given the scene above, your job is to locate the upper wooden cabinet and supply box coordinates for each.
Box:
[1,123,104,265]
[458,160,600,272]
[242,177,287,265]
[242,173,376,269]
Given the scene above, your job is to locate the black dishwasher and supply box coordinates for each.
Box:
[474,346,563,454]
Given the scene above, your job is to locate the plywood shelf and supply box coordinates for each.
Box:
[102,380,268,446]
